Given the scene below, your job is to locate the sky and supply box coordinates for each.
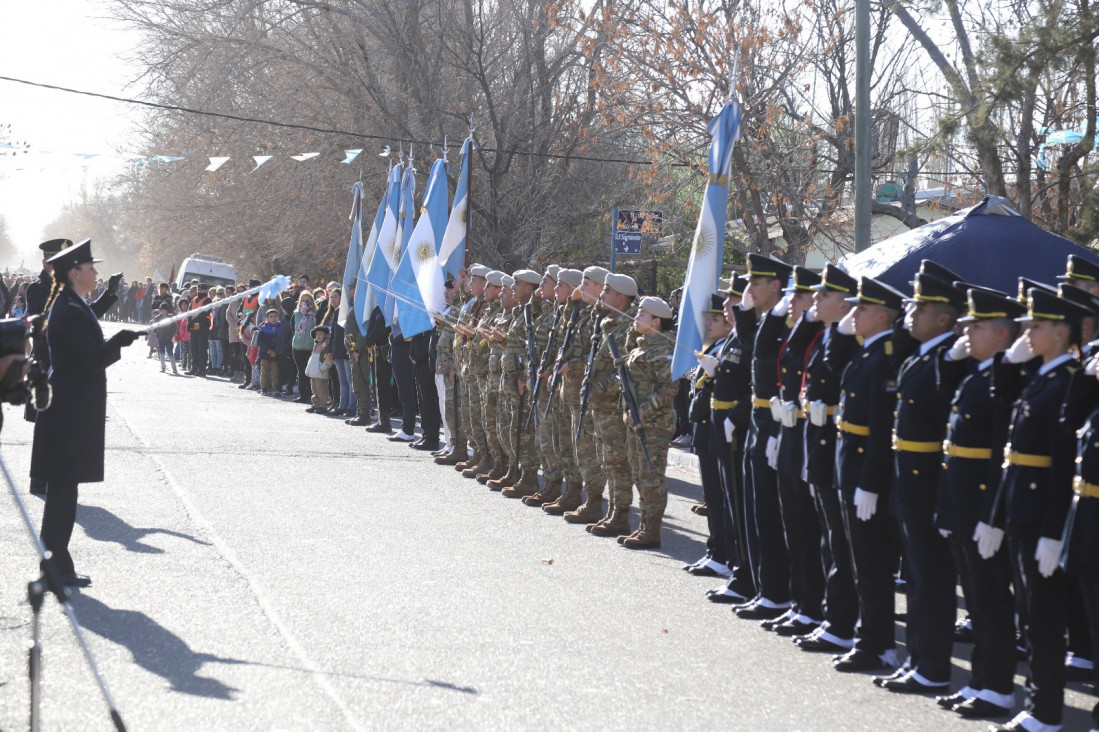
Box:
[0,0,140,268]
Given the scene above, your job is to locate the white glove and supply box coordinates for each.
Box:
[724,417,735,443]
[972,522,1005,559]
[809,400,828,427]
[902,308,915,332]
[1085,354,1099,379]
[766,436,779,469]
[698,352,718,377]
[780,401,799,428]
[739,288,755,311]
[853,488,878,521]
[938,528,952,538]
[1004,334,1034,364]
[947,335,969,362]
[837,309,856,336]
[772,293,792,317]
[1035,537,1063,578]
[769,396,783,422]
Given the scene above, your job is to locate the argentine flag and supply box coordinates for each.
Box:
[439,135,473,278]
[391,158,448,337]
[365,164,403,325]
[339,182,365,327]
[671,98,742,380]
[389,164,433,336]
[354,178,389,330]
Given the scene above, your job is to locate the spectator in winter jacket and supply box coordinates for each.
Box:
[256,309,282,394]
[305,324,333,413]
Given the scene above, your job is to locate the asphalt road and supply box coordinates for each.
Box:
[0,326,1095,730]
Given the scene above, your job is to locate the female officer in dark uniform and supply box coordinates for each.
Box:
[29,240,139,587]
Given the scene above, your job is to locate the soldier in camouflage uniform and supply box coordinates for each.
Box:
[454,266,488,472]
[523,266,566,507]
[433,277,466,463]
[487,275,520,487]
[461,267,502,479]
[540,268,588,515]
[474,270,508,484]
[555,267,610,521]
[496,270,544,497]
[618,296,678,549]
[578,272,638,538]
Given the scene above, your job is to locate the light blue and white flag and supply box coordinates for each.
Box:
[388,162,434,338]
[671,98,742,380]
[364,164,403,325]
[392,157,449,328]
[439,135,474,277]
[353,180,389,331]
[339,182,365,326]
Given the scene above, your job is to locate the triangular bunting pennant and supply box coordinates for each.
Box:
[206,157,231,172]
[251,155,272,172]
[342,149,363,164]
[291,152,320,162]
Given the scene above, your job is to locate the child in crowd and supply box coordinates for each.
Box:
[256,309,282,395]
[10,295,26,318]
[175,298,191,372]
[305,324,333,414]
[154,302,178,374]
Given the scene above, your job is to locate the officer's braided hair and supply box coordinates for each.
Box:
[41,276,64,328]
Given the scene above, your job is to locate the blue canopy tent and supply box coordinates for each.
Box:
[839,196,1099,295]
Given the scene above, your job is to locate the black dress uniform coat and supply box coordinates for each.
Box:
[689,339,730,565]
[30,287,127,484]
[1062,370,1099,576]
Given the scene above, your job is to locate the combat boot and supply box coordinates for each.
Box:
[462,456,491,479]
[523,478,562,507]
[563,493,604,524]
[618,513,646,545]
[455,450,481,472]
[487,465,518,491]
[436,448,467,466]
[623,510,663,549]
[584,502,616,533]
[543,480,583,515]
[502,470,539,498]
[478,462,506,485]
[588,507,632,537]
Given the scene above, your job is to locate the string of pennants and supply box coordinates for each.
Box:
[0,148,368,173]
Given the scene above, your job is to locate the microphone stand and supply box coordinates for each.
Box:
[0,455,126,731]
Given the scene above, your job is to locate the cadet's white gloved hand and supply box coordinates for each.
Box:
[769,396,783,422]
[1085,353,1099,379]
[947,335,970,362]
[766,436,779,469]
[939,528,952,538]
[724,417,735,443]
[780,401,799,428]
[972,522,1005,559]
[853,488,878,521]
[837,309,856,336]
[1004,334,1034,364]
[1035,537,1063,578]
[809,400,828,427]
[772,293,792,317]
[698,352,718,377]
[739,288,755,311]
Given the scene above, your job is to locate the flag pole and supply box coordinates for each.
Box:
[464,116,475,269]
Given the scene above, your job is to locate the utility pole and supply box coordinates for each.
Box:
[854,0,871,252]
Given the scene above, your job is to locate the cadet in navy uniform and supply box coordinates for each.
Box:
[985,287,1090,732]
[794,264,859,654]
[731,254,794,621]
[29,240,140,587]
[683,294,735,579]
[933,287,1024,720]
[829,276,905,673]
[1061,335,1099,732]
[26,238,122,496]
[703,274,757,603]
[766,266,827,636]
[875,269,964,694]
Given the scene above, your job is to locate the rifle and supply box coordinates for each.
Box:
[522,302,539,427]
[526,302,563,428]
[607,333,653,472]
[543,300,583,419]
[574,311,604,441]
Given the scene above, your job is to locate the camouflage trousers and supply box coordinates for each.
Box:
[498,373,539,472]
[443,371,467,453]
[464,369,487,457]
[534,391,564,484]
[590,399,632,510]
[563,371,606,497]
[479,369,504,463]
[627,413,674,515]
[551,384,582,484]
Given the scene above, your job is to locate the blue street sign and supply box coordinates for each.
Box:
[612,231,643,254]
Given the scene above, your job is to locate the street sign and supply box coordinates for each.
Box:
[612,231,643,255]
[617,209,663,234]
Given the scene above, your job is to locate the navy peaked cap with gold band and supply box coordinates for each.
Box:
[957,287,1025,323]
[39,239,72,256]
[1017,277,1056,303]
[746,253,793,282]
[811,263,858,295]
[1017,286,1092,324]
[45,238,100,273]
[1058,283,1099,315]
[903,272,966,309]
[705,293,726,314]
[1058,254,1099,283]
[913,259,962,287]
[845,276,905,311]
[719,272,749,297]
[782,265,822,293]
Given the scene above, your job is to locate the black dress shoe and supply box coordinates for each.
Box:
[833,650,890,673]
[60,573,92,588]
[794,635,851,654]
[412,440,441,451]
[952,697,1011,719]
[345,416,371,426]
[936,691,970,709]
[687,562,731,578]
[871,667,909,687]
[879,674,950,694]
[366,423,393,433]
[735,603,790,621]
[774,619,820,637]
[761,610,795,631]
[706,588,748,605]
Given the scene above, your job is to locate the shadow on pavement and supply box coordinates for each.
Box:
[71,594,243,699]
[238,659,479,695]
[77,505,211,554]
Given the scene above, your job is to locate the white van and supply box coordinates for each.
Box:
[174,254,237,291]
